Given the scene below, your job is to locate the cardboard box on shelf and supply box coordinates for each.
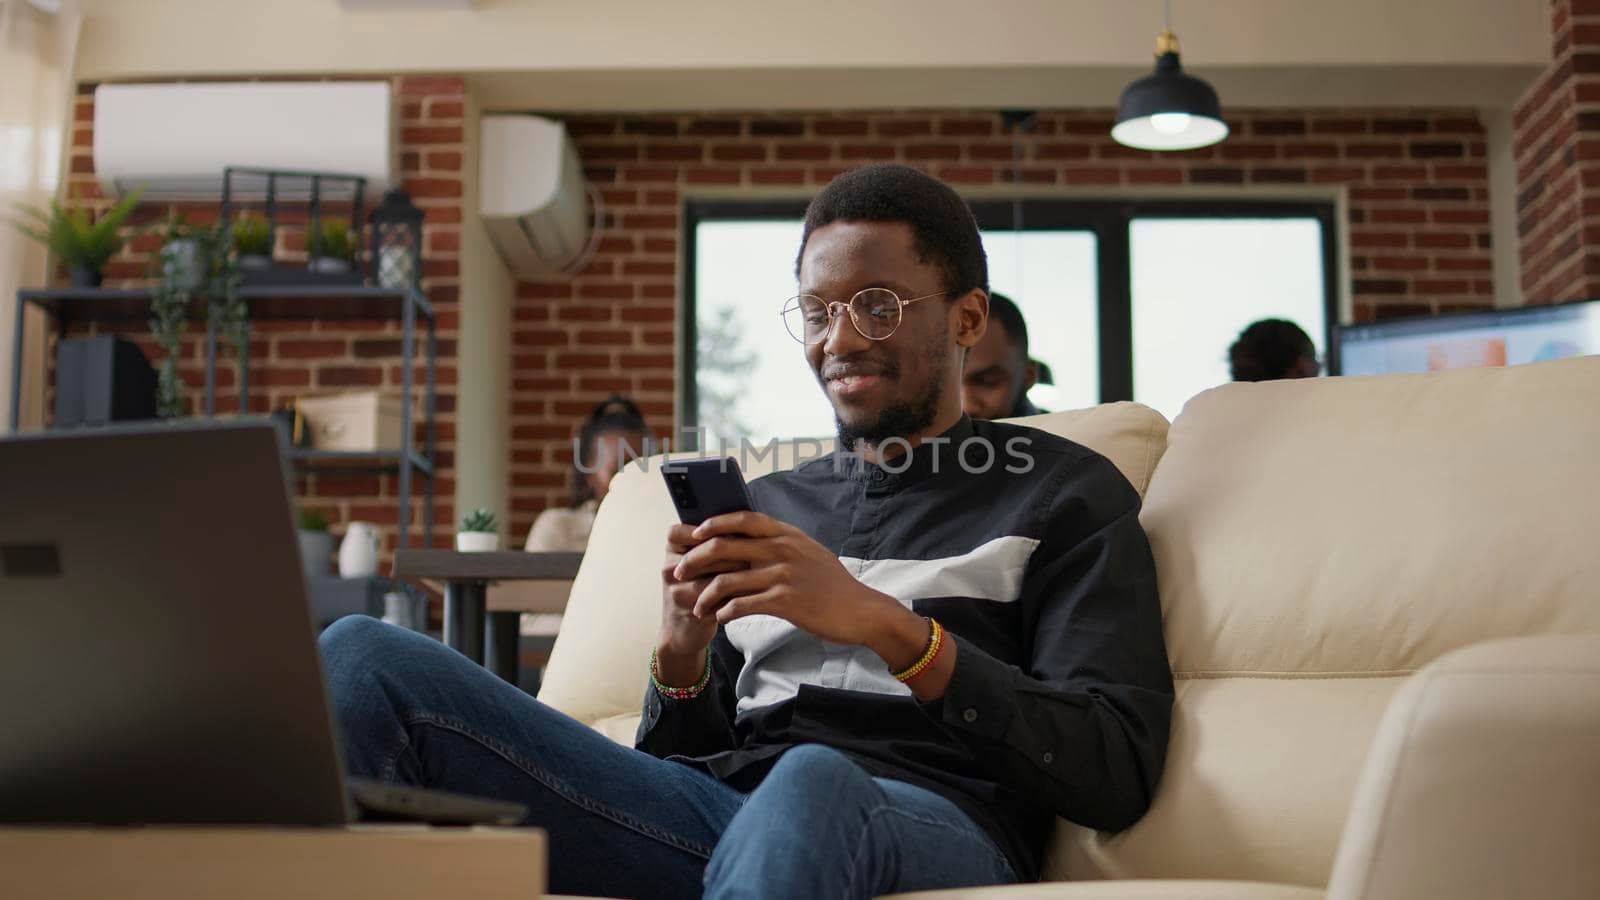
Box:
[296,391,412,452]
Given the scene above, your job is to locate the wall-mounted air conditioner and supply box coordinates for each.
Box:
[94,82,396,201]
[479,115,595,277]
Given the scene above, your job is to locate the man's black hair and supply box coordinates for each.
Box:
[796,163,988,297]
[1228,319,1315,382]
[986,292,1029,355]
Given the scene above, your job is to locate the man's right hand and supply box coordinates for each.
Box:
[655,522,741,686]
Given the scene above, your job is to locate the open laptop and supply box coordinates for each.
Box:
[0,419,525,826]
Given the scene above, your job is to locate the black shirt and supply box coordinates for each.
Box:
[636,416,1173,880]
[1009,395,1045,418]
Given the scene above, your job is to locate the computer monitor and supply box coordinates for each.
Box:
[1337,298,1600,376]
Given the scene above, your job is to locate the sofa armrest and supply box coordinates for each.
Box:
[1326,634,1600,900]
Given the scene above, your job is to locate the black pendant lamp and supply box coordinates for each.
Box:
[1112,3,1228,152]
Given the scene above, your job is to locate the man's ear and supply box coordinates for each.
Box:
[952,289,988,350]
[1023,359,1039,393]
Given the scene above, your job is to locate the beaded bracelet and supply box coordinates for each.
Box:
[905,631,950,686]
[650,648,712,700]
[891,617,944,683]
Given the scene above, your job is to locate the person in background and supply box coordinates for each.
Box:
[519,395,648,645]
[1229,319,1321,382]
[962,292,1045,419]
[525,394,648,552]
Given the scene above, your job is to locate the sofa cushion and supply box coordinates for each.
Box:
[587,712,644,746]
[1056,357,1600,888]
[1146,355,1600,678]
[1053,675,1400,888]
[1325,634,1600,900]
[538,402,1170,726]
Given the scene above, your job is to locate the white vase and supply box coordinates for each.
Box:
[339,521,381,577]
[456,531,499,552]
[161,238,208,292]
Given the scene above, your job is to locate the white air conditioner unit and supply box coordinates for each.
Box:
[94,82,395,201]
[479,115,594,277]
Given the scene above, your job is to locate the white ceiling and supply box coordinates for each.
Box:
[76,0,1549,111]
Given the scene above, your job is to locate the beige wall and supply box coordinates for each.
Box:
[2,0,81,434]
[454,86,513,539]
[75,0,1548,109]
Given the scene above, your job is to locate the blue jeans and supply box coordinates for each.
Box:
[319,616,1016,899]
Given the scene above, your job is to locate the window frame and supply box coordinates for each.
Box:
[682,197,1340,427]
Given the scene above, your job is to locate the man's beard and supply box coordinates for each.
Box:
[832,338,950,451]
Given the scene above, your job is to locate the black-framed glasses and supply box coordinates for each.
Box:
[780,288,948,345]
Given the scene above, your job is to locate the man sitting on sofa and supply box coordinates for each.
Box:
[319,163,1173,899]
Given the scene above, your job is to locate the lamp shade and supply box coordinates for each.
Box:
[1112,47,1228,151]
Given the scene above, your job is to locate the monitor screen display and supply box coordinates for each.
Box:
[1337,299,1600,376]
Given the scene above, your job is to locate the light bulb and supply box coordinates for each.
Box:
[1150,112,1192,135]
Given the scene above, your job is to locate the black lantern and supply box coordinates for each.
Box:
[369,189,424,290]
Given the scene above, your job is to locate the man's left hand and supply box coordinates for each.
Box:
[676,510,955,696]
[674,511,908,650]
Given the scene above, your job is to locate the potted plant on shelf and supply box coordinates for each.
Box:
[232,214,272,270]
[9,187,145,287]
[297,508,336,579]
[456,509,499,552]
[308,218,355,275]
[147,220,245,418]
[159,214,208,292]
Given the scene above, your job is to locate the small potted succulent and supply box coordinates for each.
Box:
[308,218,355,275]
[297,508,336,579]
[233,214,272,270]
[10,187,145,287]
[456,508,499,552]
[159,214,208,292]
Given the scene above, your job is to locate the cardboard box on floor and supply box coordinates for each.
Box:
[2,826,545,900]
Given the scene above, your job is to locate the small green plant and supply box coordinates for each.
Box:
[10,186,145,278]
[308,219,355,261]
[162,213,192,243]
[460,508,497,533]
[232,215,272,256]
[299,509,330,532]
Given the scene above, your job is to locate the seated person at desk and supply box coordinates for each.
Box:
[1228,318,1321,382]
[961,291,1045,419]
[520,395,648,638]
[321,164,1171,899]
[525,394,649,553]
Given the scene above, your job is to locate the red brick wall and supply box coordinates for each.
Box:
[62,76,464,563]
[507,109,1495,538]
[1513,0,1600,304]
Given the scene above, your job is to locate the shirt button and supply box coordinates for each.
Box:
[962,708,979,723]
[1042,752,1054,764]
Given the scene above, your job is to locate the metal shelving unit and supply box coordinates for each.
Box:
[10,283,437,547]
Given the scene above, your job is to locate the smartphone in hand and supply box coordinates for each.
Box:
[663,458,754,526]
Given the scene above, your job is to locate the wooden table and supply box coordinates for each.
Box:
[393,550,582,685]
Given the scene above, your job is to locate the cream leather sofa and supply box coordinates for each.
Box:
[538,356,1600,899]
